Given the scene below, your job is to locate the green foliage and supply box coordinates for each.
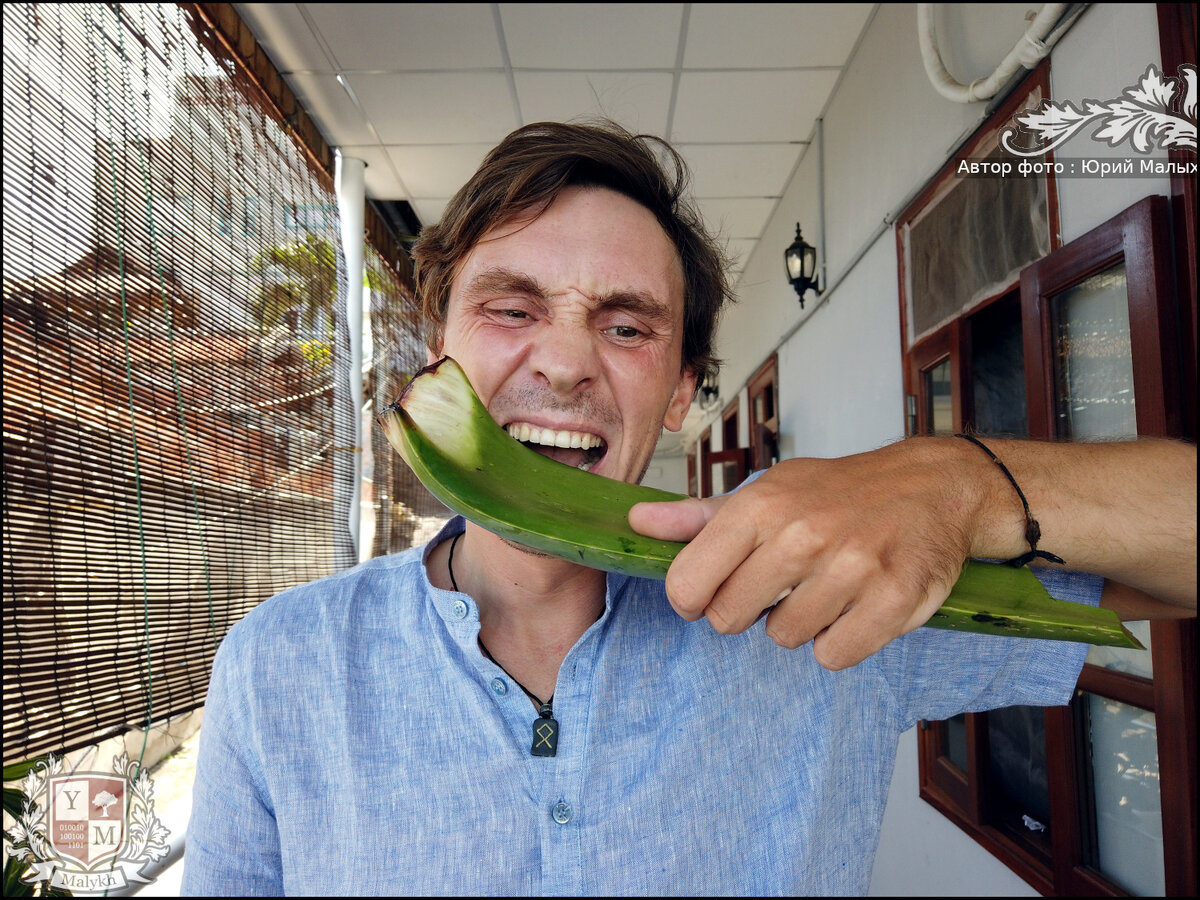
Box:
[298,339,333,370]
[249,233,338,335]
[3,853,71,897]
[3,787,22,821]
[2,761,41,786]
[3,756,71,897]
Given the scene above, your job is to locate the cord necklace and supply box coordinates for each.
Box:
[448,532,558,757]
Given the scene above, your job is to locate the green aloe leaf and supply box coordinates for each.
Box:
[927,560,1142,645]
[379,357,1143,649]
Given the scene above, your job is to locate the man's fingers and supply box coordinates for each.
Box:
[704,534,817,635]
[809,601,903,671]
[628,495,726,542]
[801,576,954,670]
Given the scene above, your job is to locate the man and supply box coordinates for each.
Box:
[183,121,1195,895]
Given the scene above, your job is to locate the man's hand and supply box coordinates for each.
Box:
[630,437,1197,670]
[629,441,994,670]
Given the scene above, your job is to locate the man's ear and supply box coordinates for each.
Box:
[662,366,698,433]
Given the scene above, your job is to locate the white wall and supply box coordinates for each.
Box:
[640,451,688,494]
[669,3,1172,895]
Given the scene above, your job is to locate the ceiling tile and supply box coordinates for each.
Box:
[302,3,503,71]
[234,4,335,74]
[335,146,406,200]
[384,145,494,199]
[684,3,873,69]
[671,70,840,143]
[514,72,673,136]
[411,198,450,226]
[345,72,518,143]
[285,73,378,145]
[230,2,871,297]
[695,198,778,240]
[680,143,803,197]
[499,3,684,69]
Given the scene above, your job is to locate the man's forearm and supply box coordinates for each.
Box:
[960,437,1196,609]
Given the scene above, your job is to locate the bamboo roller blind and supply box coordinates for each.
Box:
[3,2,440,764]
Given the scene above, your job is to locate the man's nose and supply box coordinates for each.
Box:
[528,320,599,394]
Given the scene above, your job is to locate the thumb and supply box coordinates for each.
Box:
[628,494,727,542]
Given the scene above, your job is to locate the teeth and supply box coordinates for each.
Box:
[507,423,603,452]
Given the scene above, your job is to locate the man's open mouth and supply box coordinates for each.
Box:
[505,422,607,471]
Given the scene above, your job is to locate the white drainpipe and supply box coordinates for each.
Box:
[336,152,366,558]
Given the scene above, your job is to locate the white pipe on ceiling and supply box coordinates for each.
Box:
[917,3,1073,103]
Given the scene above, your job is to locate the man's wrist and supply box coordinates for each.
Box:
[940,435,1030,562]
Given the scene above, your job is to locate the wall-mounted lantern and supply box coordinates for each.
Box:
[784,222,822,308]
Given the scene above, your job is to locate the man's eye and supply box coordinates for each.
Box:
[499,309,529,319]
[604,325,641,338]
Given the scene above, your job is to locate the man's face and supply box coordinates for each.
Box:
[434,185,696,486]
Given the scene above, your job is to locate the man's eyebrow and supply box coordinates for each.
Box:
[462,266,675,326]
[591,290,675,328]
[460,267,548,302]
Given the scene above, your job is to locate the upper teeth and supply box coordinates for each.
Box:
[507,423,603,450]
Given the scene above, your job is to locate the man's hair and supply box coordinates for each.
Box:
[411,119,733,384]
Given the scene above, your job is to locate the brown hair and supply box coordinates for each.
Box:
[411,120,733,384]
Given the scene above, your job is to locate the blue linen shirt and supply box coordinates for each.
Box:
[182,517,1100,896]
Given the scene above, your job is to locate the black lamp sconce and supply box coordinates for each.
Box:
[783,223,822,308]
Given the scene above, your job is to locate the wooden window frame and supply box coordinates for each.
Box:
[1157,2,1197,439]
[1020,193,1195,894]
[906,327,962,437]
[748,355,779,470]
[898,48,1195,895]
[708,398,749,493]
[912,195,1195,896]
[1020,194,1182,442]
[698,426,713,499]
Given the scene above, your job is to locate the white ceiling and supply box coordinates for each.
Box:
[233,3,876,277]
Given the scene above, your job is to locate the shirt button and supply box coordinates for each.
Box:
[490,677,508,696]
[552,802,572,824]
[451,599,468,619]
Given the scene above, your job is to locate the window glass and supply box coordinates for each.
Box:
[905,146,1050,345]
[944,713,968,772]
[970,297,1027,436]
[924,360,953,435]
[986,705,1050,834]
[1051,264,1136,440]
[1085,620,1153,678]
[1083,693,1164,896]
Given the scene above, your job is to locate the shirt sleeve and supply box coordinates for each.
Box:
[181,621,284,896]
[872,567,1105,732]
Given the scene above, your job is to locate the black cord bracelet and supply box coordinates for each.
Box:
[955,433,1066,568]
